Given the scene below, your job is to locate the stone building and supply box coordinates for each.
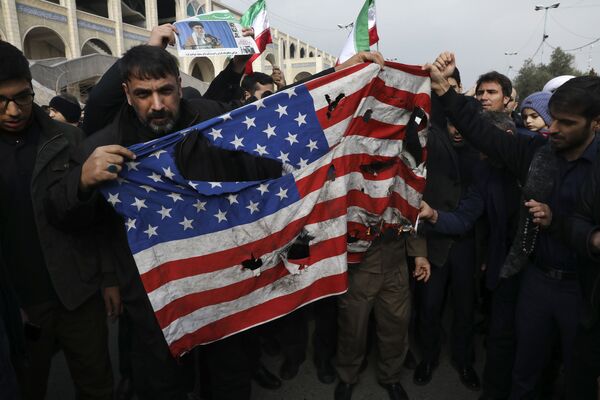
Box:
[0,0,336,99]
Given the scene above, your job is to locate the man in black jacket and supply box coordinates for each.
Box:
[564,148,600,399]
[0,41,116,400]
[425,52,600,400]
[47,42,384,400]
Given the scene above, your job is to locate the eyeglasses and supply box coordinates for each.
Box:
[0,92,35,112]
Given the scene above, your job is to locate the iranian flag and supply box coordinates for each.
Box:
[241,0,272,75]
[337,0,379,64]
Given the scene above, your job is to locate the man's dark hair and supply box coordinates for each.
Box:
[119,45,180,83]
[481,110,517,133]
[549,75,600,121]
[241,72,274,94]
[451,67,461,86]
[189,21,205,28]
[0,41,32,83]
[476,71,512,98]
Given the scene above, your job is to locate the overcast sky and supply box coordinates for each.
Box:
[221,0,600,89]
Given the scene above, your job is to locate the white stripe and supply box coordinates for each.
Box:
[162,252,347,344]
[378,68,431,97]
[147,214,348,311]
[134,148,417,274]
[251,8,270,37]
[310,63,379,111]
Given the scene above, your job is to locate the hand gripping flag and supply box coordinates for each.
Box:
[100,62,430,357]
[241,0,272,75]
[337,0,379,64]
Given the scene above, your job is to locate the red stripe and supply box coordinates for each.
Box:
[168,273,348,357]
[244,30,272,75]
[295,153,426,198]
[314,85,369,130]
[370,77,432,115]
[140,196,350,292]
[304,62,373,91]
[369,26,379,45]
[383,61,430,78]
[154,235,348,329]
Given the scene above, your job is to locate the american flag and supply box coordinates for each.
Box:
[100,62,430,357]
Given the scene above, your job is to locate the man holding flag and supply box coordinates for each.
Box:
[45,36,385,399]
[241,0,272,75]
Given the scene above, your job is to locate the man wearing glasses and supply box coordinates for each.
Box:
[0,41,116,399]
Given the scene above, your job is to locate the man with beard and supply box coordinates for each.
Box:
[46,42,384,400]
[425,52,600,400]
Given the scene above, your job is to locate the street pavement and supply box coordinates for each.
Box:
[47,316,484,400]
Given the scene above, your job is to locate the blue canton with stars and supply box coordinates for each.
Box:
[100,84,330,254]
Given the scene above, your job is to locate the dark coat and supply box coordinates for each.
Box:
[565,157,600,326]
[46,99,282,359]
[24,106,115,310]
[422,122,479,267]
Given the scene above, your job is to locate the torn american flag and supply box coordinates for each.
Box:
[100,61,430,357]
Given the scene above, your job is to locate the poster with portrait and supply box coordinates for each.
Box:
[174,10,259,57]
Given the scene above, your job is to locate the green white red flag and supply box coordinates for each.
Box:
[337,0,379,64]
[241,0,272,75]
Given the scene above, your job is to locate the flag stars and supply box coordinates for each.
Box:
[285,132,299,145]
[107,193,121,206]
[227,194,239,205]
[276,187,289,201]
[208,128,223,141]
[306,139,319,152]
[221,113,232,121]
[126,218,136,231]
[126,161,140,171]
[144,224,158,238]
[209,182,222,188]
[167,192,183,203]
[214,209,228,223]
[275,104,288,118]
[188,181,199,190]
[298,158,309,168]
[295,113,307,126]
[140,185,157,193]
[287,88,297,98]
[246,201,260,215]
[254,144,268,156]
[179,217,194,231]
[150,150,167,159]
[257,183,269,195]
[157,206,172,220]
[243,116,256,129]
[131,197,148,211]
[148,172,163,183]
[230,135,244,149]
[193,200,207,212]
[162,166,175,179]
[254,98,266,110]
[277,151,290,164]
[262,124,277,138]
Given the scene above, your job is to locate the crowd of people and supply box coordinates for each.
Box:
[0,23,599,400]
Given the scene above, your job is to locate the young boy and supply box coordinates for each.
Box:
[520,91,552,136]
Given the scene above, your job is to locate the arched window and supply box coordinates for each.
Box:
[282,41,286,59]
[309,51,314,57]
[300,48,306,58]
[289,43,296,59]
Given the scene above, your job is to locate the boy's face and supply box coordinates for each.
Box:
[522,108,547,132]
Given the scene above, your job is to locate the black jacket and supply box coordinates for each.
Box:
[423,122,480,267]
[14,106,116,310]
[46,99,281,359]
[565,157,600,326]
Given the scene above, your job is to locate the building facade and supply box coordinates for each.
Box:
[0,0,336,94]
